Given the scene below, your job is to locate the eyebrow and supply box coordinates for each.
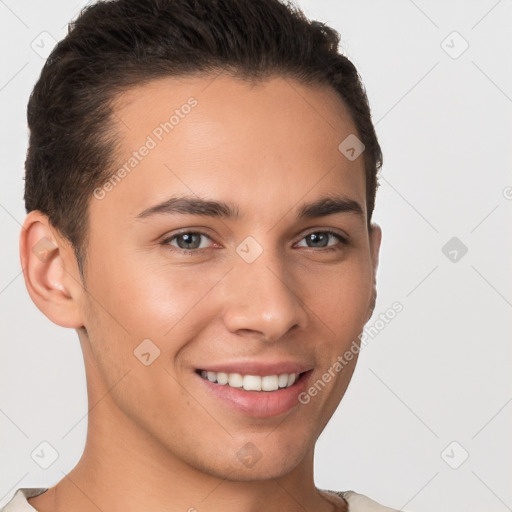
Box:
[136,194,364,220]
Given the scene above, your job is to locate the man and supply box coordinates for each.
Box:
[2,0,409,510]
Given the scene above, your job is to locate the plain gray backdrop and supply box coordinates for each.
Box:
[1,1,511,510]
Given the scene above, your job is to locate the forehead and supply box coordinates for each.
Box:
[97,73,366,221]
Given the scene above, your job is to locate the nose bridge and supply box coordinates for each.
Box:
[222,242,307,341]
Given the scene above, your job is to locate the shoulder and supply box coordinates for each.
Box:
[0,488,48,512]
[4,487,408,512]
[326,489,406,511]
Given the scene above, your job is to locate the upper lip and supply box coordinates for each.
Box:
[195,361,313,376]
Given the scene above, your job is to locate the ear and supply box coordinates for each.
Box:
[19,211,85,328]
[369,222,382,275]
[366,222,382,320]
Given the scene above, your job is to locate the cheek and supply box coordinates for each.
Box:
[86,249,224,337]
[308,258,374,338]
[81,250,234,388]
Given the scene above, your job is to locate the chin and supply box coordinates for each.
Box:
[201,432,312,482]
[209,456,305,483]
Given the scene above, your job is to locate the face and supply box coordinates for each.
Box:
[78,74,380,480]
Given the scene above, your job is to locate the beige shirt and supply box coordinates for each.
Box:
[1,487,405,511]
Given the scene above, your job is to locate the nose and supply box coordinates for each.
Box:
[221,252,309,342]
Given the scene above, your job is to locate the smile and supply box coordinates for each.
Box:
[195,364,313,417]
[198,370,299,391]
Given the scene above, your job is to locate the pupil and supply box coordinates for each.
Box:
[308,233,327,247]
[178,233,200,249]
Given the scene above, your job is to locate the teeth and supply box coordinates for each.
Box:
[278,374,289,388]
[216,372,229,385]
[243,374,261,391]
[200,371,300,391]
[228,373,243,388]
[261,375,278,391]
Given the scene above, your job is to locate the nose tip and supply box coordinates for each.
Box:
[221,263,308,342]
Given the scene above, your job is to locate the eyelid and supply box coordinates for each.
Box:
[161,227,349,255]
[293,230,349,251]
[161,229,217,249]
[295,227,349,244]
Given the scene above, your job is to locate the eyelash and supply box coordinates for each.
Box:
[161,230,348,254]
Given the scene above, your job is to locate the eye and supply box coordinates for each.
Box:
[295,230,347,251]
[162,231,214,251]
[161,229,348,254]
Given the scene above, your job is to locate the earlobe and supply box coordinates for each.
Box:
[20,211,84,328]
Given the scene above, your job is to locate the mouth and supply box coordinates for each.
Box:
[196,369,307,391]
[195,368,313,418]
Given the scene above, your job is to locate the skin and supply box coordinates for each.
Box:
[21,73,381,512]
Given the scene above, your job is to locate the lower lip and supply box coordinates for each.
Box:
[197,371,313,418]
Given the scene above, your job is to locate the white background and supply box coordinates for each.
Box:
[1,1,511,511]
